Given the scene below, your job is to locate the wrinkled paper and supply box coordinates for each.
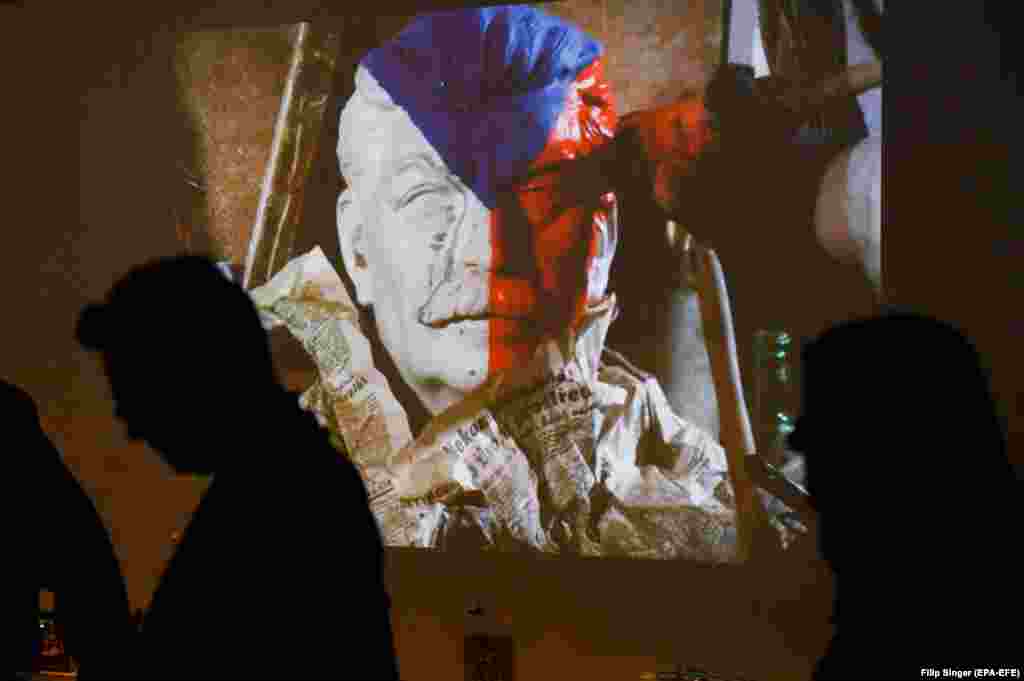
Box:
[249,247,437,546]
[251,246,802,560]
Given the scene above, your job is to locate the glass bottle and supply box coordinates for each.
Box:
[753,329,798,472]
[35,590,73,674]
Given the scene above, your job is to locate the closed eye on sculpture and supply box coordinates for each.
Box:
[399,184,448,208]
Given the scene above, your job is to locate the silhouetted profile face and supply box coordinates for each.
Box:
[337,8,618,416]
[78,256,279,474]
[99,350,210,472]
[789,312,1012,576]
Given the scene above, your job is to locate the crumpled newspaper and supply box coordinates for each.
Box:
[250,246,805,559]
[248,247,433,546]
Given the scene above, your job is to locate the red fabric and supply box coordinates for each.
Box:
[620,97,715,213]
[487,57,618,371]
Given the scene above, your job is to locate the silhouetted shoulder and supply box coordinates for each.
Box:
[287,424,381,526]
[2,379,42,430]
[4,380,69,485]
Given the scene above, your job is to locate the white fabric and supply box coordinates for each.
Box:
[843,0,883,137]
[846,135,882,291]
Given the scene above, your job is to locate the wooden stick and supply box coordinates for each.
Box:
[243,23,340,290]
[694,244,759,563]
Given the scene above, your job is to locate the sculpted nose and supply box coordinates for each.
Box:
[452,201,493,273]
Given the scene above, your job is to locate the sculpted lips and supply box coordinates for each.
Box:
[417,275,537,328]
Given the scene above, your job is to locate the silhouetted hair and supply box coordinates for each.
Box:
[791,309,1014,528]
[76,255,278,392]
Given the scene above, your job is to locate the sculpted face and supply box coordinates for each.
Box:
[338,66,617,415]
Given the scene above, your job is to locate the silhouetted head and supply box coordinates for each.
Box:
[76,256,283,473]
[789,311,1012,575]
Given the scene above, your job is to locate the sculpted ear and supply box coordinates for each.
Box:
[337,188,374,307]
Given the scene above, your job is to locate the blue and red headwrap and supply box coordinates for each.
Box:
[360,6,605,210]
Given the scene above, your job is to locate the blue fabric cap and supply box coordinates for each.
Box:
[361,6,603,210]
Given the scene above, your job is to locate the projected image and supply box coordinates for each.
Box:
[175,3,861,561]
[246,7,740,561]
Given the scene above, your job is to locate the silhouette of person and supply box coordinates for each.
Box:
[76,256,400,680]
[4,379,134,680]
[788,311,1020,680]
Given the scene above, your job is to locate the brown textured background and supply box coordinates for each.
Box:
[175,27,295,263]
[4,0,1017,679]
[547,0,725,111]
